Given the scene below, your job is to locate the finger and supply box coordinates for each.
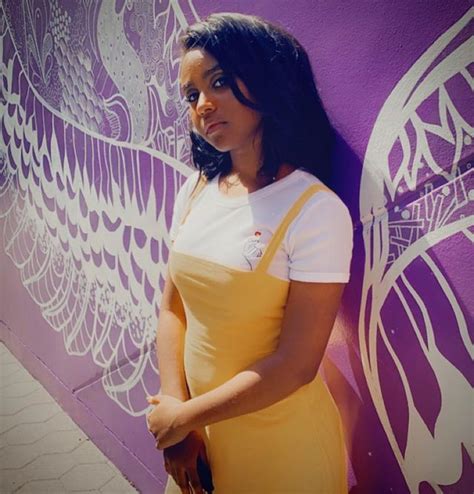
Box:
[146,393,161,399]
[146,394,160,400]
[199,443,210,467]
[146,417,155,435]
[186,467,204,494]
[197,445,213,493]
[146,396,160,404]
[173,468,191,494]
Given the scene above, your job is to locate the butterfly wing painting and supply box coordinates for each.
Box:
[359,8,473,491]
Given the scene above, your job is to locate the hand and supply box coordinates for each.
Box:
[146,394,192,449]
[164,430,212,494]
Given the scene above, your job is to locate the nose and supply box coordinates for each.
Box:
[196,91,215,115]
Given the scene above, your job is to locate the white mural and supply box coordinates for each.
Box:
[359,7,473,492]
[0,0,197,416]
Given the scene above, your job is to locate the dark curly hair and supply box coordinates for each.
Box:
[180,12,334,184]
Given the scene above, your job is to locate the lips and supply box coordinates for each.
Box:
[205,121,226,135]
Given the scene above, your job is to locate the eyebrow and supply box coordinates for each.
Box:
[180,64,222,91]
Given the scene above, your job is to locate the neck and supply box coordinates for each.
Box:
[221,161,296,197]
[224,137,296,191]
[228,144,262,185]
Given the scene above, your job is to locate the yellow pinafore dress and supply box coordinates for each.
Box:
[165,178,347,494]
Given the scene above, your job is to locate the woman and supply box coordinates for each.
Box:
[146,12,353,494]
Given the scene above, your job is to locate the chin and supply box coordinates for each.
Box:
[193,131,227,152]
[204,137,232,153]
[210,143,231,153]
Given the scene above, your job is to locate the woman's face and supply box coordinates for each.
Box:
[179,48,263,156]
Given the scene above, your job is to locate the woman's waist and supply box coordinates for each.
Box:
[183,340,276,394]
[184,343,339,416]
[184,323,280,361]
[197,375,342,428]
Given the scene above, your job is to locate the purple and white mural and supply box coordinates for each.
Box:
[1,0,196,418]
[1,1,472,492]
[359,9,473,491]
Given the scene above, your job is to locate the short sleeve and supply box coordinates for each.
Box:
[286,192,354,283]
[169,171,200,243]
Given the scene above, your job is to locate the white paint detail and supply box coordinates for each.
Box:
[358,6,474,492]
[0,0,199,416]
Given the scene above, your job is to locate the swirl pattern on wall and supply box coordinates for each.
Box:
[0,0,197,416]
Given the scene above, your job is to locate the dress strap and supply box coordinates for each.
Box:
[256,183,333,274]
[179,174,207,227]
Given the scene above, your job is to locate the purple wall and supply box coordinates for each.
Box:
[1,1,472,492]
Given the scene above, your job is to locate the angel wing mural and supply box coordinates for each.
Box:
[0,0,198,416]
[359,7,473,492]
[1,0,473,491]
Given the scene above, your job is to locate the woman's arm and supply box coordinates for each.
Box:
[176,280,345,430]
[155,269,190,402]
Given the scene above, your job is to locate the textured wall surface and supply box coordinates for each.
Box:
[0,1,472,492]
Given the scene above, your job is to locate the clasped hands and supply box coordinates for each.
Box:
[146,394,192,449]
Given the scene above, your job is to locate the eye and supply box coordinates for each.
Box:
[184,91,198,103]
[213,76,229,88]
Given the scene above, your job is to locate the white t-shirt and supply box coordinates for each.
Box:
[170,169,353,282]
